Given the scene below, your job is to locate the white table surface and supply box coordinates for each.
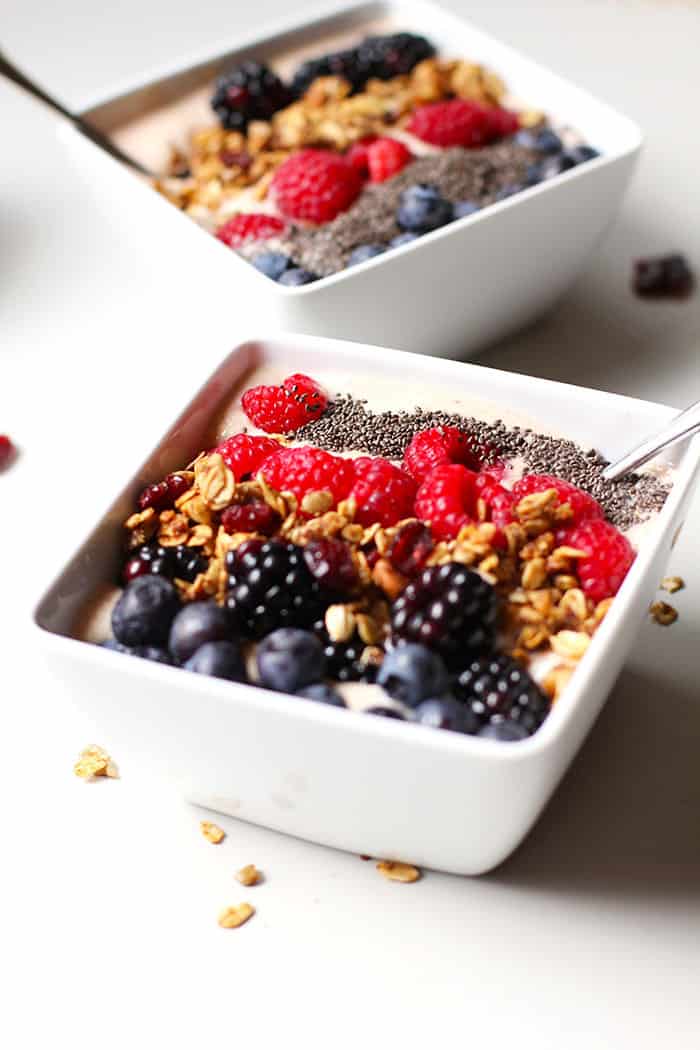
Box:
[2,1,700,1046]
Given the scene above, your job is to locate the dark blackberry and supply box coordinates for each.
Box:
[453,654,550,736]
[391,562,498,668]
[291,32,435,97]
[211,61,292,131]
[224,539,326,638]
[122,544,207,586]
[314,623,379,683]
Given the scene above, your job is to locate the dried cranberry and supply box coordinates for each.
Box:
[122,553,152,583]
[0,435,15,470]
[165,472,191,501]
[220,149,252,169]
[387,521,434,577]
[303,537,357,592]
[137,480,170,511]
[221,501,281,536]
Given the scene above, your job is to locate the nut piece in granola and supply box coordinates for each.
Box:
[218,902,255,929]
[74,745,119,780]
[200,820,226,844]
[649,600,678,626]
[376,860,421,883]
[236,864,261,887]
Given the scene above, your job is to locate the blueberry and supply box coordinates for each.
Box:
[513,129,539,150]
[535,129,564,154]
[565,144,599,165]
[365,706,406,719]
[347,243,386,266]
[396,184,453,233]
[169,600,231,663]
[525,164,544,187]
[494,184,525,202]
[101,638,129,652]
[414,697,479,734]
[252,251,292,281]
[389,231,420,249]
[537,152,577,180]
[131,645,176,665]
[478,720,530,742]
[376,643,449,708]
[277,267,318,286]
[184,640,246,682]
[452,200,480,220]
[296,682,346,707]
[257,628,325,693]
[111,575,180,647]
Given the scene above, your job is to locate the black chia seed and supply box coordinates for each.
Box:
[291,395,670,531]
[278,141,538,276]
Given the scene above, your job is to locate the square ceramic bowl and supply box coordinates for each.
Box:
[34,334,700,875]
[60,0,643,359]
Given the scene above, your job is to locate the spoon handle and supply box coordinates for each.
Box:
[602,399,700,480]
[0,49,152,176]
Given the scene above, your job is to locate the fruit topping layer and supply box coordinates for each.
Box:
[153,29,599,282]
[87,371,671,743]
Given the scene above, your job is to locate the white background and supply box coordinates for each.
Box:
[2,1,699,1046]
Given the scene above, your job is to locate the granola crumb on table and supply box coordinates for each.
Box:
[200,820,226,844]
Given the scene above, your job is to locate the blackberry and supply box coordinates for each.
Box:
[211,61,292,131]
[453,654,550,736]
[314,623,379,683]
[225,540,326,638]
[122,544,207,586]
[291,32,435,97]
[391,562,498,668]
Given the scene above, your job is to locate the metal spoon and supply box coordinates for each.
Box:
[602,399,700,480]
[0,48,161,178]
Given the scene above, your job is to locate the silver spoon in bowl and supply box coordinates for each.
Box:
[602,399,700,480]
[0,48,174,178]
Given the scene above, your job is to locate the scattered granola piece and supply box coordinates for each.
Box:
[218,902,255,928]
[73,745,119,780]
[200,820,226,844]
[649,600,678,626]
[236,864,261,887]
[376,860,421,883]
[661,575,684,594]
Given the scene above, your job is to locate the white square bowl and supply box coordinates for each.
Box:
[34,334,700,875]
[61,0,643,359]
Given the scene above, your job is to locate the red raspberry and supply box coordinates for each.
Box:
[213,434,281,478]
[557,519,634,603]
[414,464,479,540]
[403,426,485,481]
[407,99,511,148]
[241,373,328,433]
[0,435,15,470]
[215,213,285,248]
[220,500,280,536]
[367,137,413,182]
[259,446,355,508]
[487,107,519,136]
[272,149,364,223]
[475,474,515,529]
[348,457,417,527]
[346,136,377,176]
[512,474,603,525]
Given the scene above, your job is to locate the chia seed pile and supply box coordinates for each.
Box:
[291,395,670,531]
[278,142,537,276]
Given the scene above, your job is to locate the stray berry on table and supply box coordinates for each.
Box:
[632,254,695,299]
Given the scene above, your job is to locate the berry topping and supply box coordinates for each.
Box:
[111,575,180,648]
[511,474,603,525]
[474,473,515,531]
[367,137,412,182]
[454,654,550,736]
[315,627,378,683]
[303,537,358,592]
[514,127,563,154]
[347,244,386,267]
[415,696,480,734]
[0,435,15,470]
[391,562,499,667]
[211,62,292,131]
[291,32,435,97]
[122,544,207,586]
[213,434,281,478]
[252,251,293,281]
[557,519,634,603]
[396,183,453,234]
[215,213,285,249]
[137,472,191,512]
[168,600,232,663]
[220,501,281,536]
[389,231,419,248]
[407,99,513,149]
[452,200,480,220]
[278,268,319,286]
[256,627,325,693]
[348,456,417,527]
[478,720,530,742]
[296,682,346,707]
[365,706,406,720]
[225,540,327,638]
[259,446,354,507]
[184,640,247,682]
[403,425,485,480]
[386,520,434,577]
[414,463,479,540]
[345,136,377,176]
[241,374,328,434]
[376,643,449,707]
[272,149,363,224]
[632,254,695,299]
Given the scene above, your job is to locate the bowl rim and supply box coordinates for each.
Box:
[73,0,645,297]
[33,332,700,765]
